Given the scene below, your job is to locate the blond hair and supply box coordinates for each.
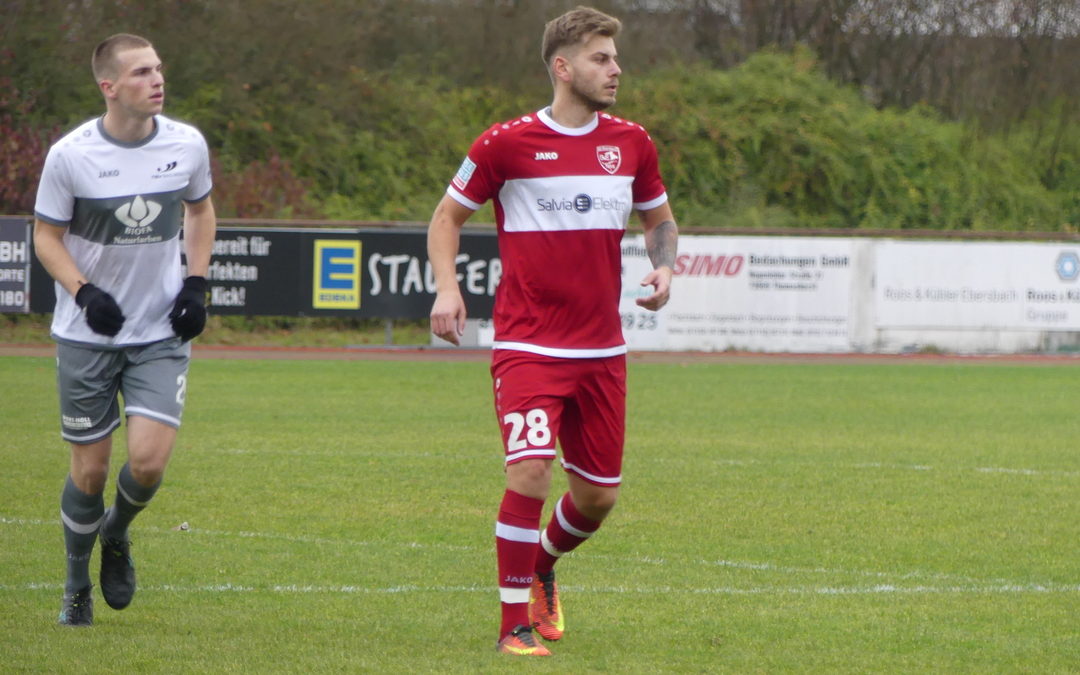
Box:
[92,33,153,81]
[541,6,621,68]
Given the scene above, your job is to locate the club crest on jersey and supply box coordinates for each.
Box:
[596,145,621,174]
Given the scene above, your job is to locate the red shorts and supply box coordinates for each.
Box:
[490,350,626,486]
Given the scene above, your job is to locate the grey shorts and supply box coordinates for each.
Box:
[55,338,192,444]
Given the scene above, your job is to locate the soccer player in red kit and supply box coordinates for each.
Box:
[428,5,678,657]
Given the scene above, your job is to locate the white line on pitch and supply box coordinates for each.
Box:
[698,558,1001,584]
[0,516,476,552]
[583,552,1009,585]
[2,515,1072,590]
[2,582,1078,595]
[658,457,1080,478]
[975,466,1080,477]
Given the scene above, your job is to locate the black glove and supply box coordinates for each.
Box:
[75,283,125,337]
[169,275,209,342]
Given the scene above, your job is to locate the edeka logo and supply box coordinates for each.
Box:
[313,240,362,309]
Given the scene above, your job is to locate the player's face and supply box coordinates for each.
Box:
[566,35,621,111]
[104,47,165,118]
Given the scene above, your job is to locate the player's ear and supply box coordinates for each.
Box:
[99,79,116,99]
[551,54,572,83]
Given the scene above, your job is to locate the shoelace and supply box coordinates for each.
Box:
[65,590,91,616]
[104,538,133,562]
[541,578,557,614]
[512,626,539,646]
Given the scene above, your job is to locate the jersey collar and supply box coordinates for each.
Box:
[96,115,161,149]
[537,107,598,136]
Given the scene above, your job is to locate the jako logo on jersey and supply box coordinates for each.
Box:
[596,145,621,174]
[114,195,163,232]
[534,151,559,160]
[674,254,744,277]
[98,169,119,178]
[536,194,629,214]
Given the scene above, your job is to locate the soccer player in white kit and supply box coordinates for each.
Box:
[428,6,679,656]
[34,33,216,626]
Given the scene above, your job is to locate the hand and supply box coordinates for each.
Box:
[75,283,125,336]
[169,276,208,342]
[430,291,467,345]
[635,266,673,311]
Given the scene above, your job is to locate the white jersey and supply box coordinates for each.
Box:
[35,115,212,347]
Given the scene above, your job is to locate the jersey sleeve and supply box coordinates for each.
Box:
[632,129,668,211]
[183,128,214,203]
[446,125,503,211]
[33,144,75,226]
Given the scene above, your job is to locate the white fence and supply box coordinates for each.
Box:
[619,234,1080,353]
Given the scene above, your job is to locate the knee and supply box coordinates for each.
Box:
[128,458,166,487]
[73,465,109,495]
[574,488,619,521]
[70,451,110,494]
[506,459,553,499]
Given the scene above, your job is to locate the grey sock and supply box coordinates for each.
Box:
[60,476,104,593]
[100,462,160,541]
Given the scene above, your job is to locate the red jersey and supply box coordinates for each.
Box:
[447,107,668,358]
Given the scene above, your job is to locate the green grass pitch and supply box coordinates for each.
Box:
[1,355,1077,672]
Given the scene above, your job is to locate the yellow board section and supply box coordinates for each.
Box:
[313,240,362,309]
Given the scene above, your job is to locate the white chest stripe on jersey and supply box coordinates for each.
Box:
[498,174,634,233]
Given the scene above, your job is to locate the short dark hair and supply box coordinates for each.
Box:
[541,6,621,68]
[92,33,153,81]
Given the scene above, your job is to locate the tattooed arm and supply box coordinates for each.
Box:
[636,202,679,311]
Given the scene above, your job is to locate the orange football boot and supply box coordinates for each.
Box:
[529,572,564,641]
[497,625,552,656]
